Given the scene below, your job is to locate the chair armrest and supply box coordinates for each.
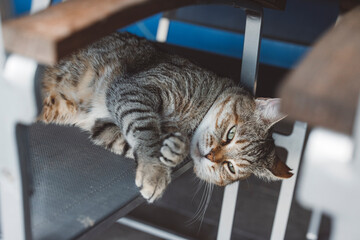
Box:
[279,6,360,135]
[2,0,285,65]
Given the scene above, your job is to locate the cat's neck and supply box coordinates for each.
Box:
[163,76,237,134]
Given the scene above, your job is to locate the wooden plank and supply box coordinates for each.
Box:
[2,0,193,65]
[278,6,360,135]
[2,0,285,65]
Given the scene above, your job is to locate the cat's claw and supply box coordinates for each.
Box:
[135,162,171,203]
[160,132,189,167]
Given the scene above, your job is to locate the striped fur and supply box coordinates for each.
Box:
[39,32,290,202]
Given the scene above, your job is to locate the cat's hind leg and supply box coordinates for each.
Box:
[39,91,77,124]
[90,119,134,159]
[92,118,170,202]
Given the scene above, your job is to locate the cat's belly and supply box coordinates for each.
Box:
[74,94,112,131]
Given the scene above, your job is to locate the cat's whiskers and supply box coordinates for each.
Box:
[187,181,208,225]
[194,182,208,219]
[191,178,205,203]
[197,182,213,233]
[186,180,214,235]
[191,173,201,184]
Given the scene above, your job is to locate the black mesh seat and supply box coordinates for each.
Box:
[24,123,141,240]
[19,120,191,240]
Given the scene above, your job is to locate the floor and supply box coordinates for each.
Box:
[94,170,331,240]
[92,224,161,240]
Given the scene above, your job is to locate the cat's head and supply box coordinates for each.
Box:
[190,88,291,186]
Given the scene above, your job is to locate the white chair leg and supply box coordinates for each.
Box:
[216,182,240,240]
[240,9,263,94]
[217,8,263,240]
[156,15,170,43]
[0,55,39,240]
[30,0,52,14]
[306,209,322,240]
[270,121,307,240]
[0,1,51,239]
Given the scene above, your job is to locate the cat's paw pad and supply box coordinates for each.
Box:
[135,163,171,203]
[160,132,189,167]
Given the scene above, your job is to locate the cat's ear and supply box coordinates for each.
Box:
[255,98,287,129]
[268,157,293,179]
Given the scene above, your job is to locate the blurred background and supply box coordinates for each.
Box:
[3,0,340,239]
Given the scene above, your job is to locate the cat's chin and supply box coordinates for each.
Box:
[191,155,214,183]
[192,161,208,182]
[190,140,217,183]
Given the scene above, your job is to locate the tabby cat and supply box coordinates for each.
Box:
[39,32,292,202]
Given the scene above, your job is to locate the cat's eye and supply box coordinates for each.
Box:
[226,126,236,142]
[227,161,236,174]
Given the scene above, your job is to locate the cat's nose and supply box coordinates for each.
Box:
[205,151,215,162]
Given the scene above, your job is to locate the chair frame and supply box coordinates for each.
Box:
[0,0,312,239]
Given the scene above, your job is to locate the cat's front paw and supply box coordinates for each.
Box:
[135,162,171,203]
[160,132,189,167]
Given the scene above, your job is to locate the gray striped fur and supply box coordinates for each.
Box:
[39,32,290,202]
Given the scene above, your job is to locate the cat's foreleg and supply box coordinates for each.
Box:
[130,127,171,203]
[107,83,172,202]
